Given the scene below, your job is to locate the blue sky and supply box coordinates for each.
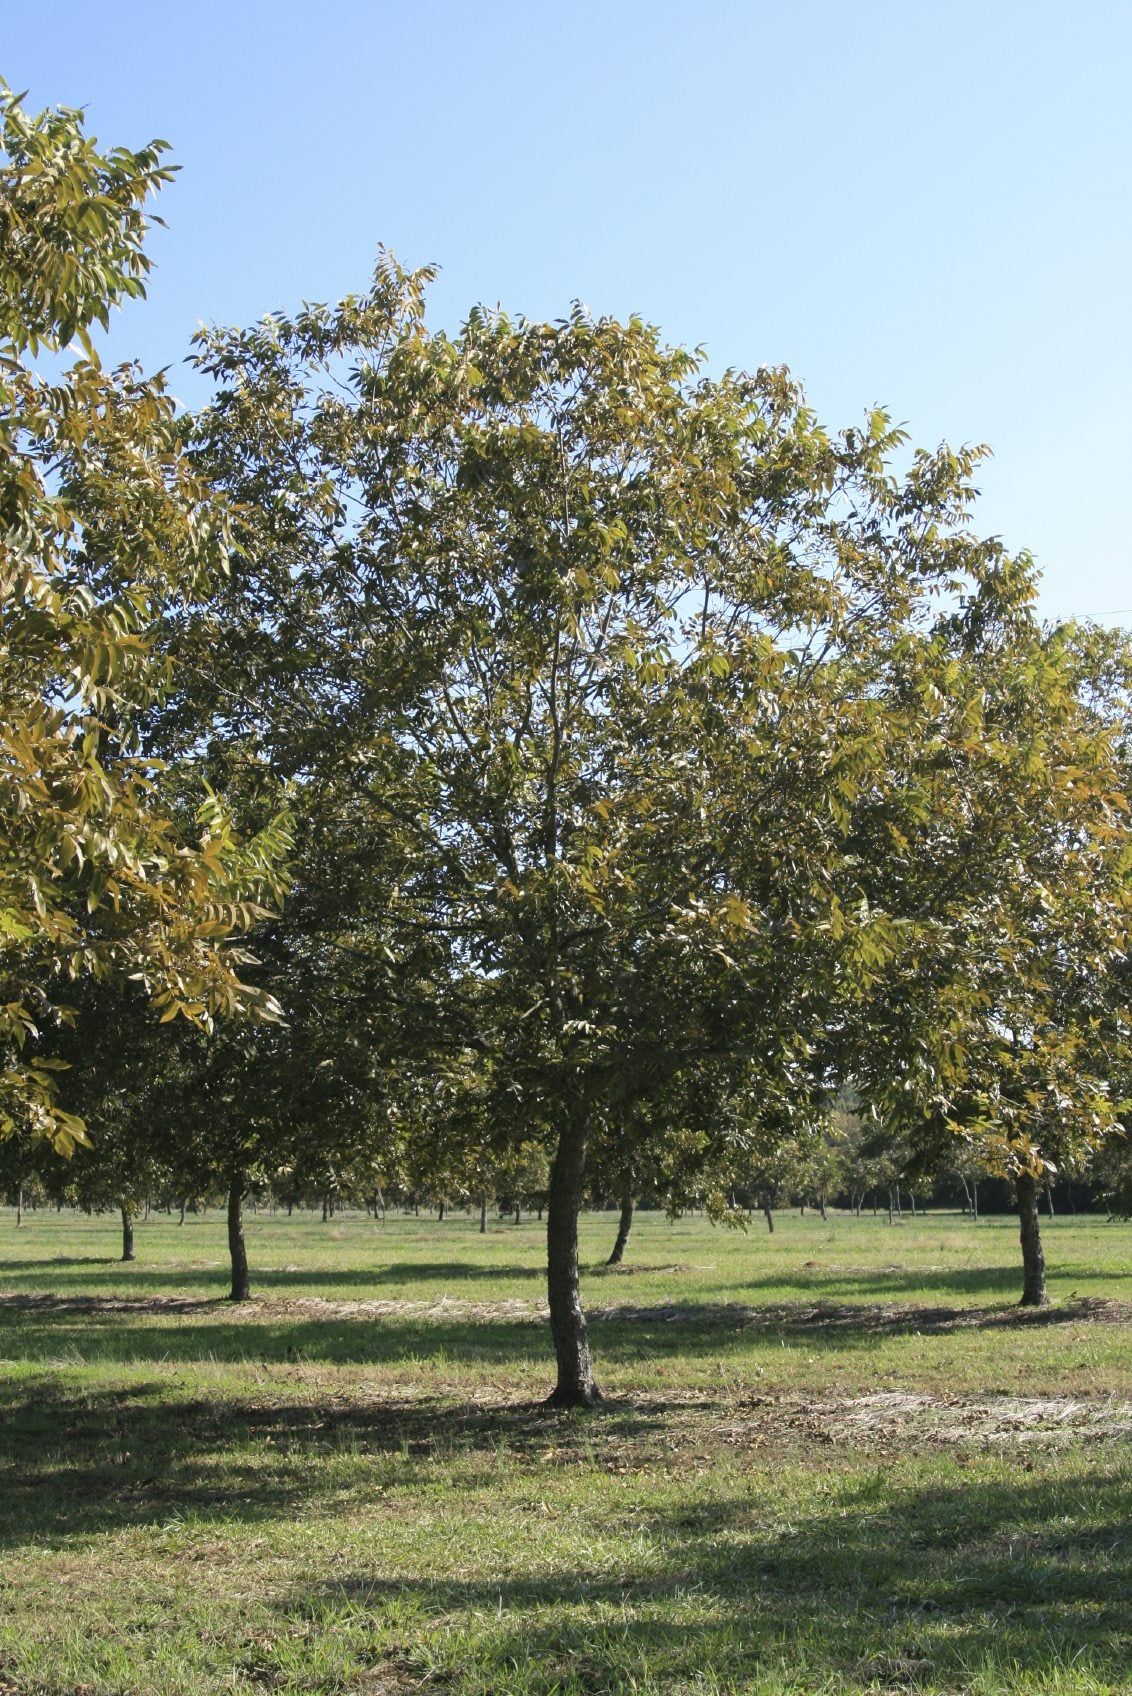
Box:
[8,1,1130,620]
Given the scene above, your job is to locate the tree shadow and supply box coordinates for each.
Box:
[0,1377,668,1552]
[0,1288,1123,1370]
[735,1262,1110,1300]
[275,1467,1132,1693]
[0,1258,547,1296]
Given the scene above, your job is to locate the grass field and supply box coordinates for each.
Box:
[0,1205,1129,1696]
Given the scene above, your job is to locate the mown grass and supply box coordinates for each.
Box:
[0,1206,1129,1695]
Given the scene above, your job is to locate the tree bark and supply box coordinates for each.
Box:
[1016,1172,1049,1307]
[228,1177,250,1301]
[545,1113,601,1407]
[759,1193,774,1233]
[178,1198,187,1227]
[16,1185,23,1228]
[606,1194,633,1265]
[120,1204,135,1262]
[479,1192,488,1234]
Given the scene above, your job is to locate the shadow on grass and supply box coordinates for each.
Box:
[3,1375,1130,1694]
[0,1377,672,1551]
[737,1262,1132,1299]
[0,1258,547,1296]
[274,1467,1132,1692]
[0,1287,1123,1372]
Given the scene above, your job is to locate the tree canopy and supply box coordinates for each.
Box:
[0,83,289,1151]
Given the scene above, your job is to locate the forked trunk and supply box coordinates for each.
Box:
[120,1204,135,1262]
[1016,1172,1049,1306]
[228,1177,250,1302]
[606,1194,633,1265]
[545,1113,601,1407]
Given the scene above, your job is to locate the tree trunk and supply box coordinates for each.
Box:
[971,1180,979,1221]
[437,1198,445,1222]
[606,1194,634,1265]
[16,1185,23,1228]
[513,1202,521,1224]
[1045,1178,1056,1218]
[545,1114,601,1407]
[120,1204,135,1262]
[228,1177,250,1302]
[818,1188,827,1222]
[759,1193,774,1234]
[179,1197,187,1226]
[479,1193,488,1234]
[1016,1172,1049,1307]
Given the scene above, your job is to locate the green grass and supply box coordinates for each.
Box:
[0,1205,1129,1695]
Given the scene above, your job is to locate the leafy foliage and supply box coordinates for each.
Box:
[0,84,289,1150]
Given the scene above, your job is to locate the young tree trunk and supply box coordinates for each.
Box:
[513,1202,521,1225]
[16,1184,23,1228]
[1016,1172,1049,1307]
[545,1114,601,1407]
[759,1193,774,1234]
[479,1193,488,1234]
[606,1194,634,1265]
[1045,1178,1056,1218]
[321,1194,329,1223]
[178,1198,187,1226]
[971,1180,979,1221]
[818,1188,827,1222]
[228,1177,250,1302]
[437,1198,445,1222]
[120,1204,135,1262]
